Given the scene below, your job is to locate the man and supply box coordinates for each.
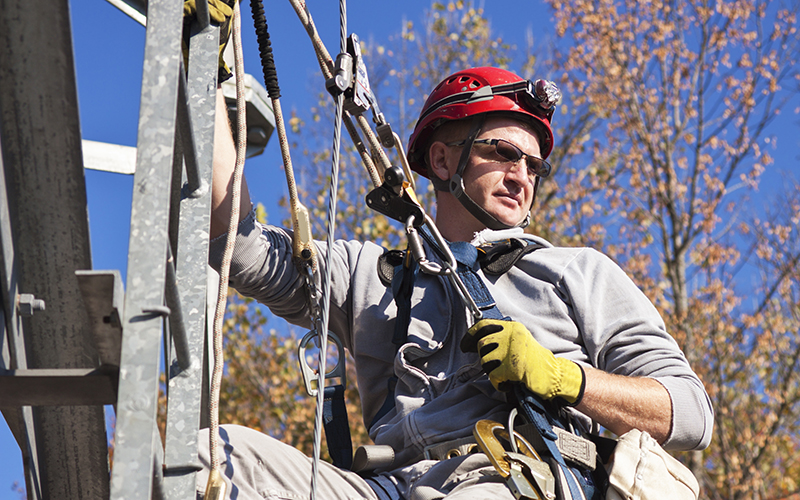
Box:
[201,67,713,500]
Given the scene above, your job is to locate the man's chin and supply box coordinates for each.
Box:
[490,210,527,228]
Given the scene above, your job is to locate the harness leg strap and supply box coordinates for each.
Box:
[323,384,353,470]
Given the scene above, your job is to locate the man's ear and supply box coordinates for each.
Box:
[428,141,451,182]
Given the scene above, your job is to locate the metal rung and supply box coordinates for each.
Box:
[0,368,118,406]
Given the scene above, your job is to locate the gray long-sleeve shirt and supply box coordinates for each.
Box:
[210,210,713,467]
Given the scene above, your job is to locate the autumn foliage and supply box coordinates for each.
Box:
[538,0,800,497]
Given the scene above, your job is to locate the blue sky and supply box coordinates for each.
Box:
[3,0,798,495]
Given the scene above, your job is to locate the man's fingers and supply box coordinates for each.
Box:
[478,341,499,358]
[495,381,513,392]
[461,321,504,353]
[482,359,501,374]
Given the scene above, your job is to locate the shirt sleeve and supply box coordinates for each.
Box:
[209,209,312,327]
[207,208,364,349]
[558,248,713,451]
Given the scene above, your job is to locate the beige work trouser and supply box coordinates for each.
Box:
[196,425,516,500]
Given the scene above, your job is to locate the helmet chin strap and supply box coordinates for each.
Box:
[438,115,533,231]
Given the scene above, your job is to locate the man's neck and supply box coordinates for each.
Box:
[434,194,485,242]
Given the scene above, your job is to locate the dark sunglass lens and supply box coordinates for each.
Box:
[495,140,523,162]
[527,158,551,178]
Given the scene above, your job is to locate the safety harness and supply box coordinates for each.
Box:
[369,229,608,499]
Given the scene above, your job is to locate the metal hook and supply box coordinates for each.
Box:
[298,329,347,397]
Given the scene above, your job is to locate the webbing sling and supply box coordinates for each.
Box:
[448,241,506,321]
[513,387,602,499]
[323,385,353,470]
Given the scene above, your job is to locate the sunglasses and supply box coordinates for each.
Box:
[447,138,552,179]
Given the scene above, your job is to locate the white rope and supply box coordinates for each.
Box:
[309,0,346,497]
[209,0,247,473]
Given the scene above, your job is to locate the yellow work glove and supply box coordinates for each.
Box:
[460,319,585,405]
[182,0,236,82]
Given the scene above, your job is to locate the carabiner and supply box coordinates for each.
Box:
[298,329,347,397]
[473,419,556,500]
[406,214,483,321]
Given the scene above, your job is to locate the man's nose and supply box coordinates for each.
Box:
[505,160,531,186]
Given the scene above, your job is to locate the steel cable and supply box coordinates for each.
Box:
[309,2,347,497]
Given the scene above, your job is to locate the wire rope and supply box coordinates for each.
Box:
[309,0,347,497]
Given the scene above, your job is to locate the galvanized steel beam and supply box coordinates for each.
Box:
[162,20,221,499]
[109,0,186,497]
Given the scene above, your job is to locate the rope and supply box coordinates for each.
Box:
[250,0,299,206]
[251,0,316,265]
[309,0,346,497]
[209,0,247,473]
[272,96,310,255]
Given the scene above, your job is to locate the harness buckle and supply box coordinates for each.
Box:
[473,419,556,500]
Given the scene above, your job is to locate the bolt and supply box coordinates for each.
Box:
[17,293,45,317]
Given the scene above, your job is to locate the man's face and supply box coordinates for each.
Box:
[459,117,540,228]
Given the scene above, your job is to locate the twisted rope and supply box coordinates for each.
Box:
[209,0,247,473]
[286,0,386,186]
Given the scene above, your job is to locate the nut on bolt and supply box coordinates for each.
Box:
[17,293,46,317]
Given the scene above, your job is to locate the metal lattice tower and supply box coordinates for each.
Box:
[0,0,274,498]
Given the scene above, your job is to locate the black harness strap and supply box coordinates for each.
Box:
[368,249,416,430]
[323,385,353,470]
[478,238,542,275]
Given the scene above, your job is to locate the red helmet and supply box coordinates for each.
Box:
[407,67,560,178]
